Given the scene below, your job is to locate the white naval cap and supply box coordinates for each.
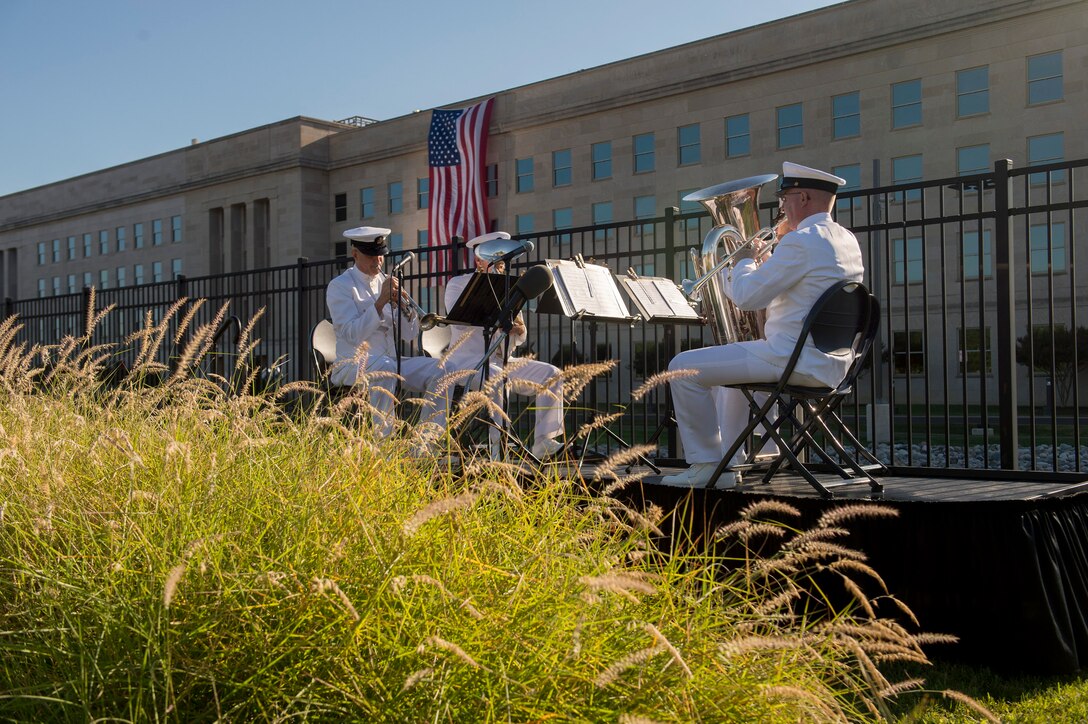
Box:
[343,226,392,255]
[466,230,510,249]
[779,162,847,194]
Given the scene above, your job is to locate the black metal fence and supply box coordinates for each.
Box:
[7,159,1086,474]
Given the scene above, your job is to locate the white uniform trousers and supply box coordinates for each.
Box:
[362,354,451,438]
[476,358,563,448]
[668,342,808,465]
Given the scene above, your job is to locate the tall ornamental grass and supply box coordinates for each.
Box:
[0,304,993,721]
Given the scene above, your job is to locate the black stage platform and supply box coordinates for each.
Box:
[603,466,1088,675]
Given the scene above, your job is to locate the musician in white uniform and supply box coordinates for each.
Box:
[662,163,865,487]
[443,231,565,459]
[325,226,451,437]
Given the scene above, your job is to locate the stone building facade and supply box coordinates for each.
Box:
[0,0,1083,307]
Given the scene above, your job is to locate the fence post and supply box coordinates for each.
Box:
[663,207,679,460]
[297,257,309,383]
[993,158,1019,470]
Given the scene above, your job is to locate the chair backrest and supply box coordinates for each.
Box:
[310,319,338,376]
[808,281,871,355]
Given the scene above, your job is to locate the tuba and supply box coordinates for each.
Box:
[681,174,781,345]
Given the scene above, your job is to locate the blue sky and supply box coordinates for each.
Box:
[0,0,839,197]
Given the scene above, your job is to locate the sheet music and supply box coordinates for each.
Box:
[548,260,632,320]
[622,276,701,321]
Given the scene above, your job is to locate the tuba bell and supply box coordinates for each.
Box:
[681,174,781,345]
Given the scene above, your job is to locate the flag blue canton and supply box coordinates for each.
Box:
[428,110,462,167]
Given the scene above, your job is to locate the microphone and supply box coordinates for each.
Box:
[491,264,553,332]
[390,251,415,274]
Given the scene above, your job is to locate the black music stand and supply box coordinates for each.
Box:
[445,270,541,463]
[536,257,659,472]
[620,271,706,465]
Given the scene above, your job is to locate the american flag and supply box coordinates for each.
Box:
[428,97,494,275]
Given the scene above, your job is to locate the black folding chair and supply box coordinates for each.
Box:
[708,280,885,498]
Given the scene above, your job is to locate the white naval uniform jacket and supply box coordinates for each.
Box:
[325,265,420,387]
[442,272,528,372]
[724,212,865,387]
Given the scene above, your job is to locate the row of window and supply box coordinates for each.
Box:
[36,216,182,266]
[893,221,1067,285]
[333,51,1064,225]
[895,324,1075,378]
[37,259,183,297]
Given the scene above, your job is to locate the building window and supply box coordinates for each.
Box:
[83,233,93,257]
[134,264,144,286]
[37,279,45,298]
[962,229,992,279]
[777,103,803,149]
[891,79,922,129]
[833,164,863,213]
[37,241,46,265]
[83,271,92,289]
[417,178,429,209]
[388,181,403,214]
[360,187,375,218]
[892,154,923,202]
[486,164,498,198]
[956,66,989,117]
[1027,51,1063,105]
[552,149,572,187]
[592,142,612,180]
[892,330,925,375]
[67,236,76,260]
[99,269,109,290]
[677,125,700,166]
[171,259,182,279]
[52,277,61,296]
[515,213,534,235]
[633,132,655,173]
[832,91,860,139]
[152,261,163,283]
[592,201,613,242]
[1028,132,1065,184]
[516,157,534,193]
[553,207,572,245]
[893,235,924,284]
[416,229,428,249]
[67,274,77,294]
[99,231,109,255]
[725,114,750,157]
[334,193,347,222]
[152,219,163,246]
[134,223,144,249]
[957,144,990,177]
[959,327,991,375]
[116,267,126,288]
[171,215,182,243]
[50,239,60,263]
[1030,222,1067,274]
[115,227,126,252]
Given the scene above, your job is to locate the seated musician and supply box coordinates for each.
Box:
[325,226,451,438]
[662,162,865,488]
[443,231,565,459]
